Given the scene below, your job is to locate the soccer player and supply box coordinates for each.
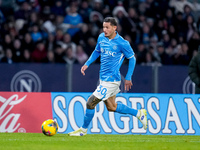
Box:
[68,17,147,136]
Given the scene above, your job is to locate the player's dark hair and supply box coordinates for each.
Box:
[103,17,118,26]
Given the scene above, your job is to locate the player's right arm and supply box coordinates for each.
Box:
[81,65,88,76]
[81,34,102,76]
[81,50,100,76]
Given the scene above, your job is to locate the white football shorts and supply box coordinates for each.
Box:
[93,80,121,101]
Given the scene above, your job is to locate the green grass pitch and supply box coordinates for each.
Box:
[0,133,200,150]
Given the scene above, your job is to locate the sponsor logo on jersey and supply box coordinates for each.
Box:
[101,48,116,57]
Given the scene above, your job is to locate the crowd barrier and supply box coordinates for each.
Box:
[1,92,199,135]
[0,63,194,93]
[0,63,67,92]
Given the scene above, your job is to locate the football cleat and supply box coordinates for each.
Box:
[68,128,87,136]
[138,109,147,130]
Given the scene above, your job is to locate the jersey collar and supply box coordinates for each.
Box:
[104,31,119,40]
[114,31,120,39]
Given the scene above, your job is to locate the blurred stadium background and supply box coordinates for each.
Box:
[0,1,200,145]
[0,0,199,93]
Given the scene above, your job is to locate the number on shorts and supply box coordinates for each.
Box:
[97,85,107,96]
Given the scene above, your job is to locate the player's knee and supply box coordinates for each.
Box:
[106,106,117,112]
[86,95,101,109]
[86,101,95,109]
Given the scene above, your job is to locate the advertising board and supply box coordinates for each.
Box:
[0,92,52,133]
[1,92,199,135]
[51,92,200,135]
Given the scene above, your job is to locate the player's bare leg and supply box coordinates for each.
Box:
[86,95,102,109]
[104,95,117,111]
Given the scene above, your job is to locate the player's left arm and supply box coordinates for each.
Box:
[121,40,136,91]
[125,56,136,91]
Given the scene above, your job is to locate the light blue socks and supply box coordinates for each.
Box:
[82,108,95,129]
[82,103,138,129]
[115,103,138,116]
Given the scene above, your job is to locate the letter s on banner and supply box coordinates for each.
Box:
[147,97,161,134]
[68,96,86,131]
[53,96,68,132]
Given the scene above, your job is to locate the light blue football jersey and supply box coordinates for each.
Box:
[95,32,134,82]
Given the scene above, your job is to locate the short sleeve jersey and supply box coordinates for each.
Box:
[95,32,134,82]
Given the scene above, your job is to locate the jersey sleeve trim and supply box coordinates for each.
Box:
[95,48,100,52]
[127,55,134,59]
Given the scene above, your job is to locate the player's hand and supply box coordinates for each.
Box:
[81,65,88,76]
[125,80,133,91]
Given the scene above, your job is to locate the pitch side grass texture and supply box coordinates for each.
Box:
[0,133,200,150]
